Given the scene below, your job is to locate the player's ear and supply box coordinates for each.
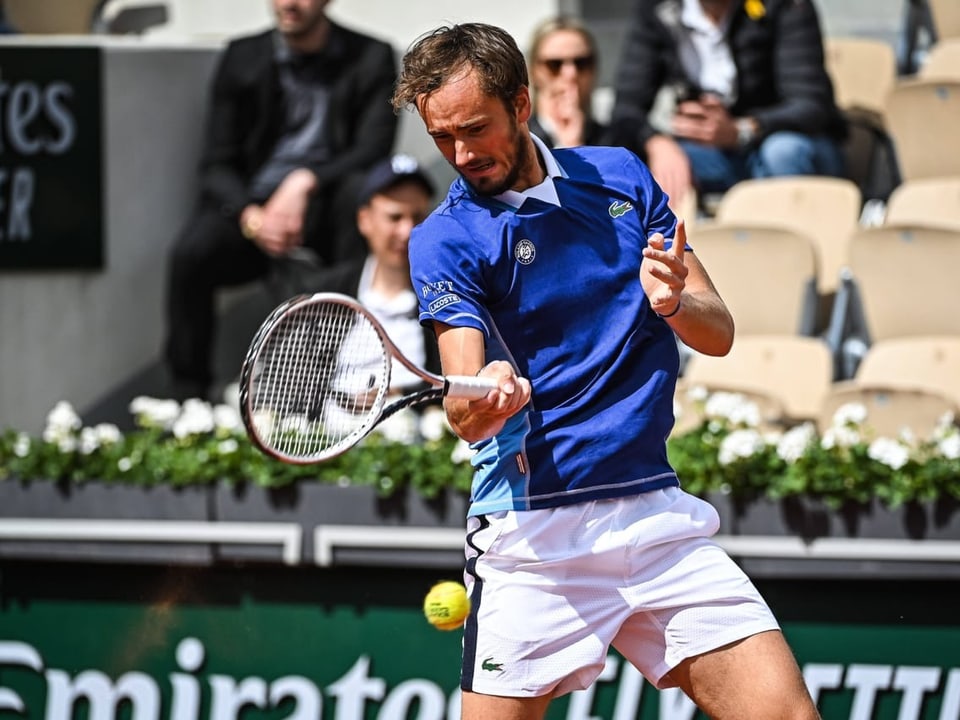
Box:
[514,86,532,124]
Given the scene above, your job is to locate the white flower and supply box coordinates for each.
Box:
[687,384,709,403]
[375,410,418,445]
[868,437,910,470]
[704,392,760,428]
[832,402,868,429]
[130,396,181,430]
[252,410,275,438]
[13,433,31,458]
[776,423,816,463]
[45,401,82,434]
[450,438,475,465]
[419,406,450,442]
[79,427,100,455]
[280,414,310,434]
[117,457,133,472]
[217,438,239,455]
[821,424,861,449]
[43,401,82,446]
[937,432,960,460]
[718,429,765,465]
[213,404,243,434]
[172,399,215,438]
[95,423,122,444]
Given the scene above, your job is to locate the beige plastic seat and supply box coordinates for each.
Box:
[919,39,960,80]
[855,335,960,406]
[822,38,900,203]
[884,79,960,181]
[683,335,834,424]
[884,176,960,230]
[6,0,102,32]
[818,385,958,439]
[825,37,898,122]
[846,226,960,342]
[714,177,861,298]
[689,224,819,336]
[929,0,960,41]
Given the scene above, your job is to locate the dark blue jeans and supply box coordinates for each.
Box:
[679,131,847,194]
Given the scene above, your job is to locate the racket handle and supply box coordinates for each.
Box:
[443,375,500,399]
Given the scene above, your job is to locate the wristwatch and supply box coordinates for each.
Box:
[240,211,262,240]
[736,118,757,148]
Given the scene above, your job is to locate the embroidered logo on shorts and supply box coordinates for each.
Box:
[514,239,536,265]
[609,200,633,218]
[481,657,505,673]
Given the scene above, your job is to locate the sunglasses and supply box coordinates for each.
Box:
[537,55,595,75]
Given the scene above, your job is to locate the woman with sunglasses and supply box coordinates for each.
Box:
[527,16,609,149]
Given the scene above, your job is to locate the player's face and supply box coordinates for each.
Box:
[272,0,329,38]
[418,67,536,196]
[357,182,432,273]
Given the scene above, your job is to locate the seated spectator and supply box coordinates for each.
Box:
[164,0,398,401]
[607,0,847,209]
[310,154,440,391]
[526,16,608,148]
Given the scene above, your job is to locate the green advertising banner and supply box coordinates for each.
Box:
[0,563,958,720]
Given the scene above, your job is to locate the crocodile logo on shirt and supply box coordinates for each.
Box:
[481,657,505,673]
[609,200,634,218]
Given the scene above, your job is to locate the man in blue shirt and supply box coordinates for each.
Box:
[393,22,820,720]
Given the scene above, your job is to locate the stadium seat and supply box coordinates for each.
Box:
[855,335,960,406]
[825,226,960,377]
[823,37,901,203]
[884,79,960,181]
[884,176,960,230]
[819,334,960,438]
[688,224,819,336]
[929,0,960,41]
[919,38,960,80]
[825,37,898,120]
[683,335,834,425]
[818,385,958,439]
[713,177,861,331]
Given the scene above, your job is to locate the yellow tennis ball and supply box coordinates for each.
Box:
[423,581,470,631]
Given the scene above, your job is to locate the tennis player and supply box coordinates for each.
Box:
[392,22,820,720]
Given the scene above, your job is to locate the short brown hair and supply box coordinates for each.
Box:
[392,23,528,113]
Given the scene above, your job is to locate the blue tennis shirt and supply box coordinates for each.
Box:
[409,139,683,516]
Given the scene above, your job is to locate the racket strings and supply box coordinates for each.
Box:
[248,300,392,460]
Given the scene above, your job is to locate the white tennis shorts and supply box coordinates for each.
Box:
[459,487,779,698]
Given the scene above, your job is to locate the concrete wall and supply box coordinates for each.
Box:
[0,39,221,433]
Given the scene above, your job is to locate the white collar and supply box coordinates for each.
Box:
[493,133,564,209]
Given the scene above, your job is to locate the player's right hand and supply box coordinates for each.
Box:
[449,360,531,442]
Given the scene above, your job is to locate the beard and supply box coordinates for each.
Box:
[458,118,529,197]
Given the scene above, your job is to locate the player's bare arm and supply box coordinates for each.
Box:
[434,323,532,442]
[641,219,734,357]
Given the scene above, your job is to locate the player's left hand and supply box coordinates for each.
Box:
[640,218,688,317]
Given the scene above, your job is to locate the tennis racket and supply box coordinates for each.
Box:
[238,292,497,464]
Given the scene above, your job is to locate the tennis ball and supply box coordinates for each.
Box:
[423,580,470,631]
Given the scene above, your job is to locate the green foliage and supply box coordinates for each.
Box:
[1,393,959,508]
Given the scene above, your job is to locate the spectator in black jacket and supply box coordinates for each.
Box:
[608,0,846,210]
[164,0,398,401]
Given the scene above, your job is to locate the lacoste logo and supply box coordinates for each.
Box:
[481,657,505,673]
[608,200,633,218]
